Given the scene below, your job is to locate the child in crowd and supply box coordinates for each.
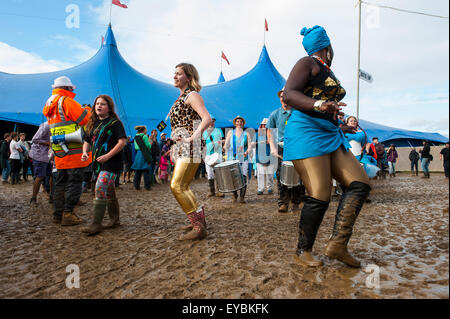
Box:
[81,94,127,236]
[158,151,169,183]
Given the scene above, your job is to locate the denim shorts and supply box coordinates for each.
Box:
[33,160,52,178]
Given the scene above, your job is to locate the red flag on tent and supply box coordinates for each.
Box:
[221,51,230,65]
[101,35,105,45]
[265,18,269,32]
[112,0,128,8]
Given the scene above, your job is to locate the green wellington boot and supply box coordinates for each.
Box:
[82,198,107,236]
[104,196,120,229]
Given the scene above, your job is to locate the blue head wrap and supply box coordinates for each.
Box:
[300,25,331,56]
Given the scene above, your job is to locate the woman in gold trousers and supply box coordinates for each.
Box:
[169,63,212,240]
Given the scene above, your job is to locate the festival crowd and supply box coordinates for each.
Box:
[1,24,449,269]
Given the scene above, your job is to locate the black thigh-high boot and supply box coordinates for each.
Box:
[324,181,371,267]
[295,197,330,267]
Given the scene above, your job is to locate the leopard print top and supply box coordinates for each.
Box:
[170,88,203,159]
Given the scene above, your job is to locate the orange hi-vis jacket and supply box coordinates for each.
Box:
[43,89,92,169]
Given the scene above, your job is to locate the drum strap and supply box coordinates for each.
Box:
[204,132,214,155]
[232,130,247,160]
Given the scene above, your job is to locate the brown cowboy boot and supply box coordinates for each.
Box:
[180,206,207,231]
[178,207,207,240]
[82,198,107,236]
[324,181,371,268]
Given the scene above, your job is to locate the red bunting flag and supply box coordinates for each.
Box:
[112,0,128,8]
[101,35,104,45]
[265,18,269,32]
[221,51,230,65]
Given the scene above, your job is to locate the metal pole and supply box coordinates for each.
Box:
[356,0,362,120]
[109,2,113,25]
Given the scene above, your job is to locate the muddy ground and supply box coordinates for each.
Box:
[0,173,448,299]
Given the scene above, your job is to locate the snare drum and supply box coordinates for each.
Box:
[280,161,300,187]
[214,160,245,193]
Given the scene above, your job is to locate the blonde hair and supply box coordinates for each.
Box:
[176,63,202,92]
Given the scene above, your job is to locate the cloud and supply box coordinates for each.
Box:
[0,42,72,74]
[52,35,97,62]
[407,117,449,137]
[85,0,449,137]
[1,0,448,136]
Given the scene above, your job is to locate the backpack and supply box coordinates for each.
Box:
[367,143,377,160]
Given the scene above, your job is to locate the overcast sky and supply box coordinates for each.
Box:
[1,0,448,136]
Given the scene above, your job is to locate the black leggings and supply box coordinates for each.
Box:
[10,159,21,184]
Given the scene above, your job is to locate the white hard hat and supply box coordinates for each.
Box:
[52,76,76,89]
[260,118,268,125]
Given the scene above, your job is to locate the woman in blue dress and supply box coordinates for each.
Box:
[224,115,253,203]
[283,25,371,268]
[345,116,380,179]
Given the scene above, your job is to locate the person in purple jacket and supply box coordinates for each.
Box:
[387,144,399,178]
[29,121,53,204]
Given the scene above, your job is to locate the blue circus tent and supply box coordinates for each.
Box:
[0,25,447,146]
[202,45,285,129]
[357,119,447,147]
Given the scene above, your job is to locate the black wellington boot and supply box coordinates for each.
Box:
[324,181,371,267]
[239,184,247,203]
[208,179,215,197]
[295,197,330,267]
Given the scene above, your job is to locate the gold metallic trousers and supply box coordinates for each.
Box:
[292,146,369,202]
[170,158,200,215]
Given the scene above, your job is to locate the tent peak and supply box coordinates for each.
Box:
[258,45,270,64]
[217,72,226,83]
[105,25,117,47]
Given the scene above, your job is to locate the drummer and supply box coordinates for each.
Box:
[202,115,224,197]
[254,118,274,195]
[223,115,253,203]
[267,88,305,213]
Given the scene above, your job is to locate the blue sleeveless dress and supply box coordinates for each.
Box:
[284,58,350,161]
